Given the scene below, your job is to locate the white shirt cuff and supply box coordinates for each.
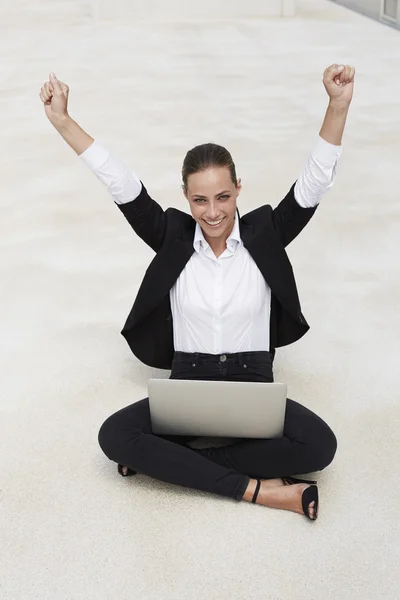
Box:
[79,140,111,169]
[312,135,342,165]
[294,136,342,208]
[79,140,142,204]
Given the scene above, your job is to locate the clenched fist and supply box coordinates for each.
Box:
[39,73,69,123]
[323,64,355,106]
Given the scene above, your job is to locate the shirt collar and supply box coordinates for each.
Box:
[193,213,241,254]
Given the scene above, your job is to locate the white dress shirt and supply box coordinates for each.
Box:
[80,137,342,354]
[170,214,271,353]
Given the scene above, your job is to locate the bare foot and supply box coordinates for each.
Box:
[244,478,317,519]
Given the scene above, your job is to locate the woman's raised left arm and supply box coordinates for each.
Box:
[294,63,355,210]
[319,63,355,146]
[272,64,355,245]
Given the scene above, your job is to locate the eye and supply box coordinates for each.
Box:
[219,195,230,200]
[194,198,206,203]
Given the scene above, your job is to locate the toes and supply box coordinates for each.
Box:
[118,464,129,476]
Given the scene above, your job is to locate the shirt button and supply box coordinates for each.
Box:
[220,354,227,362]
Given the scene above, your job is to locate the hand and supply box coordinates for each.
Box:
[323,64,355,106]
[39,73,70,122]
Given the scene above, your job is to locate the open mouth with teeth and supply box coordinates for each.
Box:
[203,217,225,227]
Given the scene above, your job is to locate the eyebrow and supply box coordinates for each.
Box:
[192,190,231,199]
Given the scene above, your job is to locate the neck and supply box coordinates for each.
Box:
[206,238,227,258]
[203,221,235,258]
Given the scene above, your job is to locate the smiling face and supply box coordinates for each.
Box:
[183,167,241,246]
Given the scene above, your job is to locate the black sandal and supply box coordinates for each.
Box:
[251,477,319,521]
[281,476,317,485]
[282,476,319,520]
[251,479,262,503]
[117,464,137,477]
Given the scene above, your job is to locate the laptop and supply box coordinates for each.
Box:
[148,379,287,438]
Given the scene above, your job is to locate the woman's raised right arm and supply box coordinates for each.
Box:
[39,73,142,200]
[40,73,167,251]
[40,73,94,155]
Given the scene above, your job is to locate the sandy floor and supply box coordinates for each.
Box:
[1,1,400,598]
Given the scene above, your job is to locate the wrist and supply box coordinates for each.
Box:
[50,113,72,130]
[327,99,350,112]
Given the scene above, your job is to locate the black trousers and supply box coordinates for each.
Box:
[98,351,337,501]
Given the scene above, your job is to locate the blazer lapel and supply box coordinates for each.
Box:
[129,228,195,326]
[240,219,301,318]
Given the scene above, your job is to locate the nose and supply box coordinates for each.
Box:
[206,201,219,220]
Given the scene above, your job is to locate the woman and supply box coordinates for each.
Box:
[40,63,355,521]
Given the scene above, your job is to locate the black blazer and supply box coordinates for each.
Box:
[117,182,318,369]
